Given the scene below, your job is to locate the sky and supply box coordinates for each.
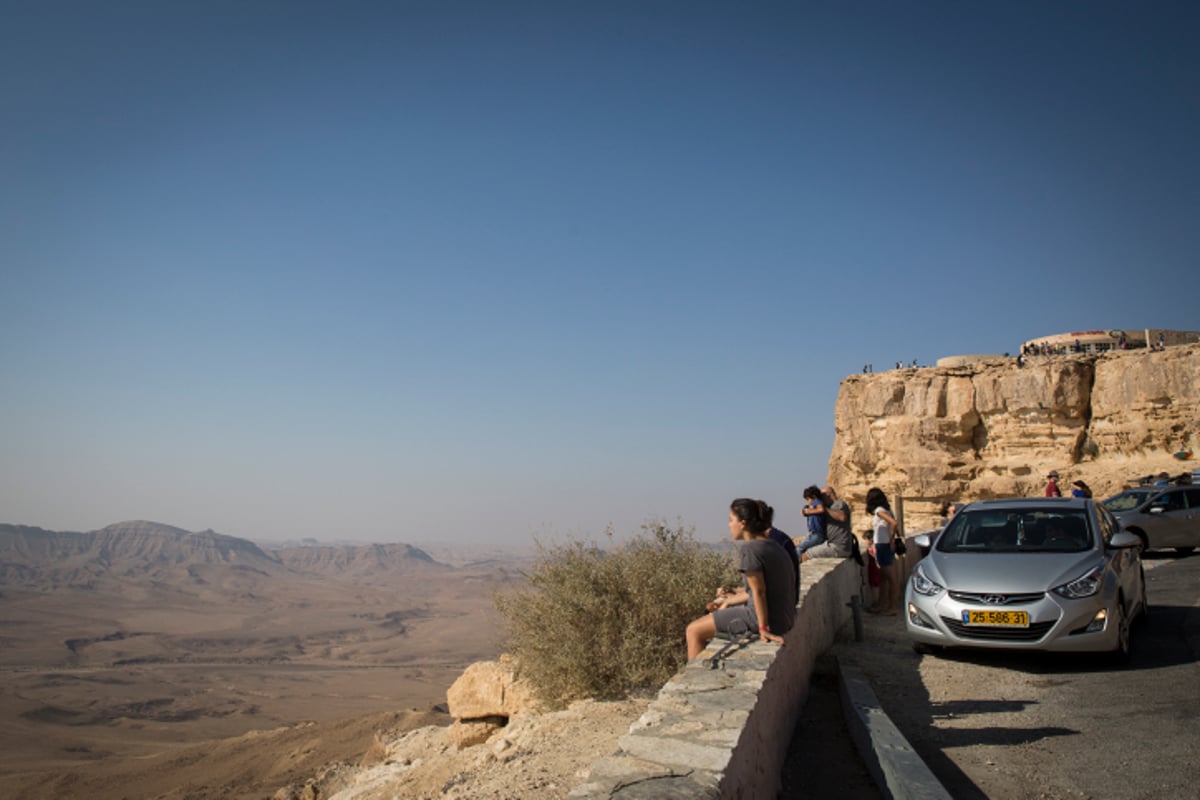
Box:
[2,1,1197,547]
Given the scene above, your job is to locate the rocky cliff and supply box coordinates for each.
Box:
[0,521,444,592]
[0,520,287,589]
[274,542,443,581]
[827,343,1200,529]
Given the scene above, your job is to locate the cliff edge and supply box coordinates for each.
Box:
[828,343,1200,528]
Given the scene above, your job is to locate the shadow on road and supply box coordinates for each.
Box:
[784,554,1200,799]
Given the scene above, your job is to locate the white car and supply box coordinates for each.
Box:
[905,498,1146,658]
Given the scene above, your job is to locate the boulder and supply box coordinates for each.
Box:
[446,654,541,720]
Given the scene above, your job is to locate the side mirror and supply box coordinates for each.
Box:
[913,533,933,559]
[1108,531,1141,549]
[1148,506,1165,515]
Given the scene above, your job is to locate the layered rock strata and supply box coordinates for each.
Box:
[828,344,1200,529]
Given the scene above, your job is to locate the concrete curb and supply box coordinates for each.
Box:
[837,659,952,800]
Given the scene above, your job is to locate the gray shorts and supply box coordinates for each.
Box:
[712,606,759,638]
[804,541,851,559]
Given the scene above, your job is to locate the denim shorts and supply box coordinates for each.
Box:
[874,541,895,567]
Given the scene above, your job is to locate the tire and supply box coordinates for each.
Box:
[1174,546,1195,556]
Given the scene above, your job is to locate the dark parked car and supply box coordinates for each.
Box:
[1102,485,1200,555]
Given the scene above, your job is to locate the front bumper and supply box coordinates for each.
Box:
[904,585,1119,652]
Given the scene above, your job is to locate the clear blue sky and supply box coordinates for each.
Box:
[3,2,1197,546]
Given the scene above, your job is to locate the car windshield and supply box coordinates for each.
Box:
[936,508,1092,553]
[1102,489,1155,512]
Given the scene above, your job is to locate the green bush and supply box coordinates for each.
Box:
[494,519,738,706]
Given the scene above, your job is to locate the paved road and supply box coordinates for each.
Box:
[784,552,1200,799]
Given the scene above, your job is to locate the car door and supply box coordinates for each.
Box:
[1148,489,1189,547]
[1184,490,1200,547]
[1099,507,1140,605]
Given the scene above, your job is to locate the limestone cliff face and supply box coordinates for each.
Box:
[827,344,1200,528]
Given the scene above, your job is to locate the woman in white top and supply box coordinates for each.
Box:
[866,487,900,615]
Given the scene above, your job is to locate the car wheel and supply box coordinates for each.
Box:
[1174,546,1195,556]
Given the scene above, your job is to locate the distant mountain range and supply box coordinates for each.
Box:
[0,520,446,593]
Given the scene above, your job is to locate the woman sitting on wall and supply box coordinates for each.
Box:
[685,498,796,659]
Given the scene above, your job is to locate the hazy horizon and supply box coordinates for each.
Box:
[4,2,1197,546]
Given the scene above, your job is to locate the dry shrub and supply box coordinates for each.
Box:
[494,520,738,706]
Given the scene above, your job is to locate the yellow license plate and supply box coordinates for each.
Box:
[962,610,1030,627]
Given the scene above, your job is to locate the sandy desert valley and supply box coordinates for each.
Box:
[0,521,522,799]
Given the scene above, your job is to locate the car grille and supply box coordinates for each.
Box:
[949,590,1045,605]
[941,616,1056,642]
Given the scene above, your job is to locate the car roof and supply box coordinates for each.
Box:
[963,497,1092,511]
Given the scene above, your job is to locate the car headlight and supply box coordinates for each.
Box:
[910,563,944,596]
[1052,566,1103,599]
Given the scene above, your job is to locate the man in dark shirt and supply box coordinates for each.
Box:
[759,500,800,597]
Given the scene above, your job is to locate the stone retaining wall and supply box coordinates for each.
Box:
[569,558,861,799]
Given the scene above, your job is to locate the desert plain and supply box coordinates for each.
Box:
[0,523,519,800]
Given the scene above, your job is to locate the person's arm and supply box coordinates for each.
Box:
[744,571,784,644]
[826,502,847,523]
[708,587,750,611]
[878,508,898,534]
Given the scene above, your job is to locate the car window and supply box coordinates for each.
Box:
[936,509,1091,553]
[1103,490,1153,512]
[1186,489,1200,509]
[1153,490,1187,511]
[1096,508,1111,544]
[1097,507,1119,545]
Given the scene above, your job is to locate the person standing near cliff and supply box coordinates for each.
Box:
[865,487,900,615]
[1045,470,1062,497]
[802,486,853,560]
[686,498,795,659]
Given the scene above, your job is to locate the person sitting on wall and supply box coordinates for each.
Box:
[759,500,799,598]
[795,485,827,557]
[686,498,795,659]
[802,486,853,560]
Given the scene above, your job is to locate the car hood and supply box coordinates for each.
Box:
[926,552,1098,593]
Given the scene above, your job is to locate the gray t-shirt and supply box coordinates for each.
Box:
[824,499,853,552]
[737,537,797,634]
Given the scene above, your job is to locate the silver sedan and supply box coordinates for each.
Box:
[905,498,1146,658]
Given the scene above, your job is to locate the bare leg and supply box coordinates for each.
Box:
[882,563,899,614]
[686,614,717,659]
[876,565,896,614]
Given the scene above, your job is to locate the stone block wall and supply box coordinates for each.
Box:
[570,558,861,799]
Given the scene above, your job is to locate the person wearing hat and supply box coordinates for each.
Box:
[1045,470,1062,497]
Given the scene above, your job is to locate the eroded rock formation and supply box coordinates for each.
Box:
[828,344,1200,529]
[445,654,543,748]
